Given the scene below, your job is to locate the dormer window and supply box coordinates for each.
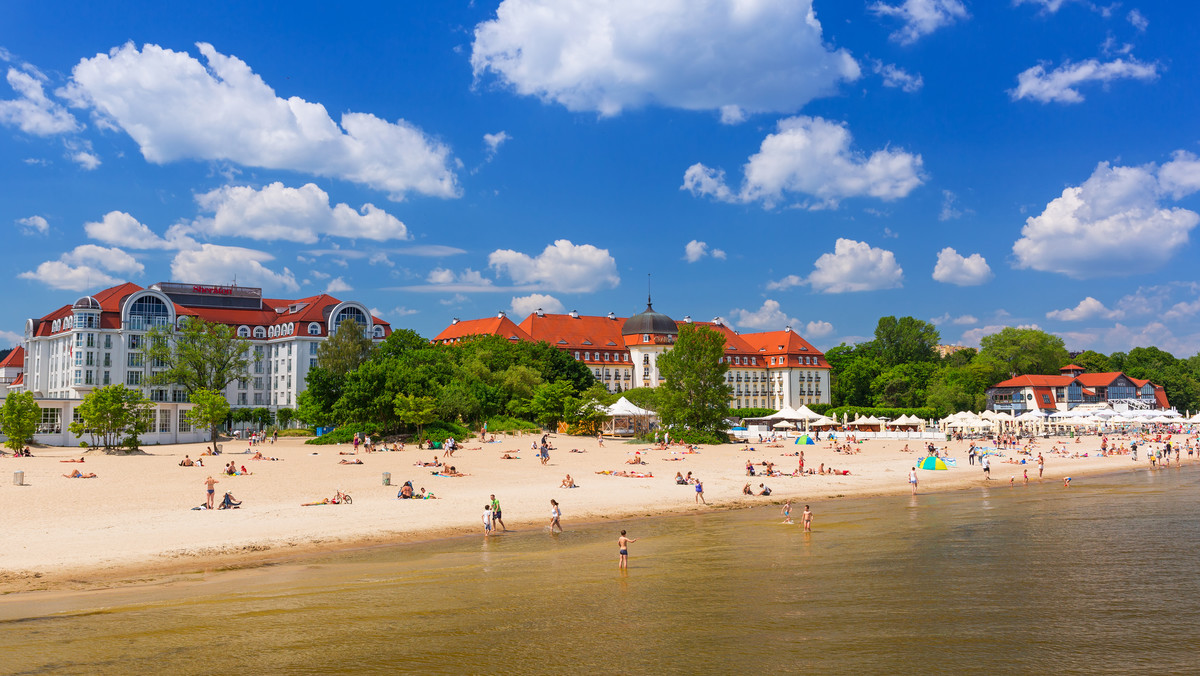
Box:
[308,322,322,336]
[237,326,251,338]
[253,327,266,339]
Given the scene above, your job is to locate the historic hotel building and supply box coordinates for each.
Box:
[5,281,389,446]
[433,299,830,411]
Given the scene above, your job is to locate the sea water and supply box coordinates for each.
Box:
[3,465,1199,675]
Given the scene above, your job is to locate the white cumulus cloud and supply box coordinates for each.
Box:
[1013,156,1200,277]
[325,277,352,294]
[170,243,298,292]
[511,293,564,317]
[489,239,619,293]
[18,244,143,291]
[870,0,968,45]
[683,116,924,209]
[0,67,80,136]
[873,60,924,92]
[61,42,458,200]
[807,238,904,293]
[932,247,992,286]
[16,215,48,235]
[84,211,178,249]
[729,299,799,330]
[1011,57,1158,104]
[188,182,410,243]
[684,239,725,263]
[1046,296,1122,321]
[483,131,510,160]
[805,320,835,338]
[471,0,859,119]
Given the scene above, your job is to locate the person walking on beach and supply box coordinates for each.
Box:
[802,505,813,532]
[482,504,493,537]
[550,499,562,533]
[1037,453,1044,478]
[695,480,705,504]
[909,467,918,495]
[204,476,219,509]
[782,499,792,524]
[490,494,506,531]
[983,455,991,480]
[618,530,637,571]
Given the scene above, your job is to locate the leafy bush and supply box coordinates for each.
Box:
[822,406,936,422]
[662,428,727,445]
[276,428,314,437]
[485,415,541,434]
[418,421,472,444]
[305,425,384,445]
[730,407,774,420]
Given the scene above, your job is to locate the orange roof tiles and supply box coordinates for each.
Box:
[433,316,532,343]
[519,313,625,349]
[0,346,25,369]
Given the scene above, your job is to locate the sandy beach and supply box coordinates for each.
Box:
[0,430,1186,594]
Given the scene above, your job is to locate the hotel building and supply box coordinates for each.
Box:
[4,281,389,446]
[433,299,831,411]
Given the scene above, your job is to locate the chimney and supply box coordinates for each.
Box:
[683,315,692,323]
[451,318,459,325]
[569,310,579,318]
[607,311,616,320]
[498,310,506,318]
[784,325,791,333]
[535,308,545,317]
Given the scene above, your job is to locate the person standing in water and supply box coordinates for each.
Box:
[909,467,918,495]
[490,494,506,531]
[781,499,792,524]
[550,499,562,533]
[802,505,813,532]
[617,530,637,570]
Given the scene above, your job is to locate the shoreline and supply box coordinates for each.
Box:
[0,432,1189,597]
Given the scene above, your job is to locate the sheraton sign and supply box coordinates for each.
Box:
[192,285,233,295]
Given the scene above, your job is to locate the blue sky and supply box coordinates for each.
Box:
[3,0,1200,356]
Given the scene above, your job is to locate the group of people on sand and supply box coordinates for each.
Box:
[5,446,34,457]
[742,482,772,496]
[224,462,251,476]
[397,480,438,500]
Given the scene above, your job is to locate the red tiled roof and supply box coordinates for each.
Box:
[433,316,532,343]
[0,346,24,368]
[992,374,1073,388]
[1154,387,1170,409]
[9,373,22,386]
[519,313,626,350]
[1075,372,1125,387]
[741,329,829,368]
[1060,364,1083,371]
[1032,386,1057,410]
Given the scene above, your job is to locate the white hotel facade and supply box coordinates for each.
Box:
[5,281,389,446]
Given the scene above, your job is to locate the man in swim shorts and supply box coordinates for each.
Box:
[802,505,812,532]
[490,494,506,531]
[618,530,637,571]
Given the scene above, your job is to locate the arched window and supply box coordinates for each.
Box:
[308,322,322,336]
[287,322,295,335]
[253,326,266,339]
[237,326,250,338]
[333,306,369,331]
[127,295,171,331]
[372,325,384,338]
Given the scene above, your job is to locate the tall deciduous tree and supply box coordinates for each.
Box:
[873,316,940,367]
[145,317,250,395]
[186,388,231,449]
[394,393,438,437]
[977,327,1069,379]
[317,320,375,376]
[68,385,154,450]
[0,391,40,451]
[656,324,732,440]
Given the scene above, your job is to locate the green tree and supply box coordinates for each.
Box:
[394,393,438,437]
[873,316,940,367]
[831,352,883,407]
[870,362,941,408]
[1072,350,1112,374]
[0,391,40,451]
[977,327,1069,379]
[276,407,295,429]
[252,407,274,430]
[530,380,576,429]
[297,366,343,427]
[655,324,732,438]
[145,317,250,395]
[68,385,154,450]
[186,389,232,449]
[318,320,375,376]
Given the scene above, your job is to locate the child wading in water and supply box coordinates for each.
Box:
[617,530,637,571]
[781,499,792,524]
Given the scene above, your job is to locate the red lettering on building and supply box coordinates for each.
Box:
[192,285,233,295]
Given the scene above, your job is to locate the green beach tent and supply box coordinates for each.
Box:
[794,435,815,445]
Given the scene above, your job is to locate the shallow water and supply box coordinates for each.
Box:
[4,466,1199,675]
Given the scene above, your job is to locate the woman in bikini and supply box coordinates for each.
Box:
[550,499,562,533]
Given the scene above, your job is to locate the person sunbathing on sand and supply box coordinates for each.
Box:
[501,453,519,459]
[560,474,576,488]
[626,453,646,465]
[63,470,97,478]
[339,458,364,465]
[415,457,442,467]
[179,456,195,467]
[60,457,85,463]
[743,483,754,495]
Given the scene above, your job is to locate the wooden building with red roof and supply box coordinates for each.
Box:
[986,364,1169,414]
